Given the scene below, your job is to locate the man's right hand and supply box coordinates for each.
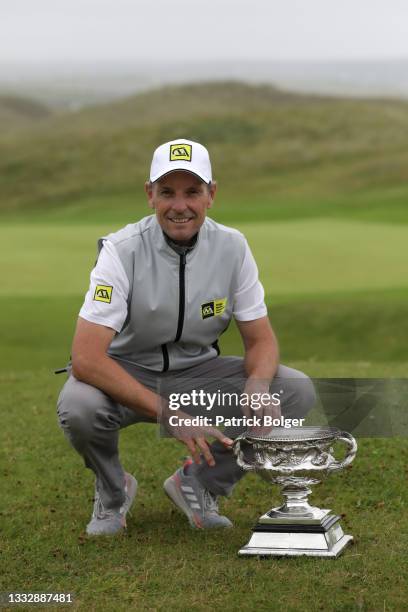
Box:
[161,407,233,467]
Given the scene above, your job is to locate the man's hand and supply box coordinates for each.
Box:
[241,378,281,436]
[161,406,233,466]
[236,317,280,435]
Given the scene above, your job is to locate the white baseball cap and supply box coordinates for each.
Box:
[149,138,212,184]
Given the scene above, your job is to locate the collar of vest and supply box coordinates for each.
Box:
[163,231,198,255]
[151,215,206,261]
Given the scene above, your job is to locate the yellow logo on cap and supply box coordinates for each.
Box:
[94,285,113,303]
[170,143,192,162]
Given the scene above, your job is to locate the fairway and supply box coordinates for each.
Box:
[1,216,407,373]
[1,217,407,298]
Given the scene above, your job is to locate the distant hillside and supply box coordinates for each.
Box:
[0,95,51,132]
[2,59,408,109]
[1,81,408,221]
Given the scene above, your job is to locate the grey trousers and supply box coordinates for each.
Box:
[57,356,316,509]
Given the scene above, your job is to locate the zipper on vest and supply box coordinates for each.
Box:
[174,252,186,343]
[161,344,169,372]
[162,251,187,371]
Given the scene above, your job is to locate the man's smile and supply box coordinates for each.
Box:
[168,217,194,224]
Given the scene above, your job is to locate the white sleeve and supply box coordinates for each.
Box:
[233,240,268,321]
[79,240,129,333]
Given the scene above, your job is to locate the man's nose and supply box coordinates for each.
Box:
[171,198,188,213]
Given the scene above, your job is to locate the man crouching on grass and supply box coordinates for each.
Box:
[56,138,316,535]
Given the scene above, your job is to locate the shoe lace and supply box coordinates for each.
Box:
[121,485,133,517]
[92,492,117,520]
[203,489,219,514]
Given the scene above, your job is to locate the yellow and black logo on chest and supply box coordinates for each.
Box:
[201,298,227,319]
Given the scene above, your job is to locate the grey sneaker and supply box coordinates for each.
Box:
[163,462,233,529]
[86,472,138,536]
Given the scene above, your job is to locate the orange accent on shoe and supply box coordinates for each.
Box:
[183,457,194,475]
[192,513,203,529]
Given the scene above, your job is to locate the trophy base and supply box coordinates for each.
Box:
[239,513,353,558]
[262,506,331,525]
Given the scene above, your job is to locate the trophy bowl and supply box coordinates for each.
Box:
[233,426,357,557]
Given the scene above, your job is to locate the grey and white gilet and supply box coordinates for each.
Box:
[100,215,247,372]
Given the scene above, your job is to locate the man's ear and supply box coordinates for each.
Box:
[145,181,155,209]
[207,180,217,209]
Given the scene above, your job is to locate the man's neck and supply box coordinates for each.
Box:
[163,231,198,253]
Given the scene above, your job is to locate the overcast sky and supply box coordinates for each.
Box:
[1,0,408,66]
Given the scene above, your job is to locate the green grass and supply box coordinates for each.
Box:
[1,218,408,297]
[2,292,408,373]
[1,369,408,611]
[1,217,407,609]
[1,218,407,371]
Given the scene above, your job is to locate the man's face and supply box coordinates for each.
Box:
[145,171,216,244]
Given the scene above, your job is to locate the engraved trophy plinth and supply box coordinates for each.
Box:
[233,427,357,558]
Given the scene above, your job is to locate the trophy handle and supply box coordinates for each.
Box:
[327,431,358,472]
[233,435,261,471]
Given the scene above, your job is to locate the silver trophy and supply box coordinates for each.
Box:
[233,426,357,558]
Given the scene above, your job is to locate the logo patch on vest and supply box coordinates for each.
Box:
[170,143,192,162]
[201,298,227,319]
[94,285,113,303]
